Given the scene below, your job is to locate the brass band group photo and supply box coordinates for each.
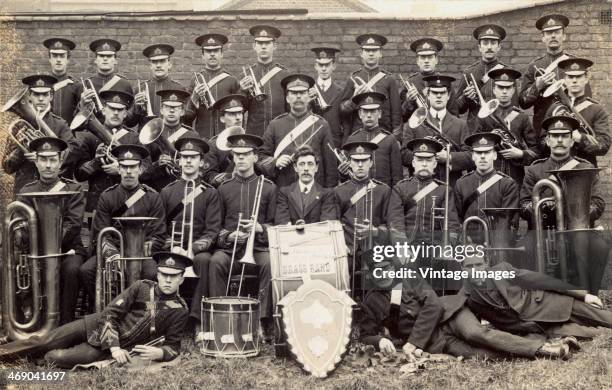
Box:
[0,11,611,380]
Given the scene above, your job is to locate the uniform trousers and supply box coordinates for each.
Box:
[60,254,84,324]
[0,313,108,368]
[208,250,272,319]
[189,252,212,320]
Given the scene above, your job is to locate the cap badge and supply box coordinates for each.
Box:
[485,28,495,35]
[228,99,240,108]
[500,73,510,81]
[207,37,216,44]
[237,139,246,146]
[169,94,178,101]
[101,42,111,51]
[356,146,365,153]
[42,142,52,150]
[165,258,175,266]
[366,37,375,44]
[419,143,428,151]
[124,151,134,159]
[422,42,431,49]
[547,18,556,26]
[53,41,62,48]
[185,142,194,150]
[364,96,374,104]
[35,79,45,87]
[570,63,580,70]
[153,47,162,55]
[554,120,564,128]
[112,95,121,103]
[260,29,268,37]
[319,51,327,58]
[479,137,488,145]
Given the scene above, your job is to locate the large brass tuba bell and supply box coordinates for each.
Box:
[95,217,157,312]
[2,191,77,341]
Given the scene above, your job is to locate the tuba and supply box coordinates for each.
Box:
[95,216,157,312]
[215,125,245,152]
[2,191,77,341]
[2,87,56,152]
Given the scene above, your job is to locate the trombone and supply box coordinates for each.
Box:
[399,74,429,129]
[170,179,196,259]
[225,175,265,297]
[351,183,374,297]
[242,66,267,102]
[137,79,156,121]
[193,72,216,109]
[464,73,499,118]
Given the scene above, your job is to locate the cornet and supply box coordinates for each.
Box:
[313,83,330,110]
[70,78,103,129]
[137,79,155,121]
[465,73,499,118]
[242,66,267,102]
[351,75,371,92]
[81,78,104,112]
[399,74,429,129]
[193,72,216,109]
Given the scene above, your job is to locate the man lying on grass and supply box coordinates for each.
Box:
[358,254,580,360]
[0,251,190,368]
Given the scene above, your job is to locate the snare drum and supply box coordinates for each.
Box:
[200,297,260,358]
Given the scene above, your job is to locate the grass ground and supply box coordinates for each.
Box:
[1,325,610,389]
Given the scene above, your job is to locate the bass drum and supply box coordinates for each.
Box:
[199,297,260,358]
[268,220,349,357]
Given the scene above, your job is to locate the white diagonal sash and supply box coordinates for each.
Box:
[574,100,593,113]
[125,188,146,209]
[99,75,122,92]
[273,115,319,158]
[548,159,580,181]
[364,71,386,90]
[183,185,204,206]
[543,54,570,75]
[504,110,519,128]
[207,72,230,88]
[370,132,387,145]
[167,127,189,144]
[477,174,503,195]
[49,181,67,192]
[53,79,73,91]
[412,181,439,203]
[260,66,283,87]
[350,182,377,206]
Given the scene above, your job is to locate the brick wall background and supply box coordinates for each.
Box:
[0,0,610,223]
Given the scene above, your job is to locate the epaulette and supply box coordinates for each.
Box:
[585,97,600,104]
[218,176,234,187]
[49,112,62,120]
[142,279,156,287]
[380,69,392,75]
[311,113,325,121]
[379,128,391,135]
[180,124,195,131]
[371,179,388,187]
[433,178,446,185]
[175,295,188,308]
[351,69,361,75]
[21,180,38,189]
[511,106,523,113]
[274,112,291,120]
[102,183,119,193]
[274,63,287,70]
[140,184,156,193]
[115,73,128,79]
[496,170,511,178]
[67,75,78,81]
[337,179,352,187]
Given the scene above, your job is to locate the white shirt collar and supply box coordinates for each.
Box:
[430,107,447,121]
[299,181,314,194]
[317,77,331,91]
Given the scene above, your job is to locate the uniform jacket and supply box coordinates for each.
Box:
[346,126,403,187]
[2,110,73,194]
[401,113,473,187]
[274,181,338,225]
[18,178,86,256]
[86,73,138,128]
[452,58,514,129]
[340,67,402,140]
[183,68,241,139]
[454,170,518,222]
[66,126,144,212]
[387,176,461,243]
[519,50,591,135]
[474,105,540,184]
[544,95,610,166]
[519,156,604,226]
[259,111,338,188]
[86,280,188,361]
[91,183,166,257]
[358,277,443,350]
[51,73,82,124]
[333,177,391,249]
[160,179,221,253]
[244,62,291,137]
[311,78,351,148]
[216,174,277,252]
[133,76,184,128]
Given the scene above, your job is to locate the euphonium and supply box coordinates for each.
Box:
[215,126,245,152]
[138,118,180,178]
[95,216,157,312]
[2,191,77,341]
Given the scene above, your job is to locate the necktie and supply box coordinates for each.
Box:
[319,81,326,92]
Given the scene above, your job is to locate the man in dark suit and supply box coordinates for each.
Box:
[275,145,337,226]
[461,251,612,338]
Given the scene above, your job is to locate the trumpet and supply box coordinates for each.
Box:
[465,73,499,118]
[2,191,77,340]
[137,79,156,121]
[170,179,196,259]
[351,75,372,93]
[139,118,181,178]
[95,216,157,312]
[2,87,57,152]
[399,74,429,129]
[193,73,216,109]
[242,66,267,102]
[81,78,104,112]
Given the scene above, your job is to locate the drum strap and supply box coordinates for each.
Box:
[273,114,319,158]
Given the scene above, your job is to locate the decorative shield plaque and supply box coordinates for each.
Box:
[278,279,355,378]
